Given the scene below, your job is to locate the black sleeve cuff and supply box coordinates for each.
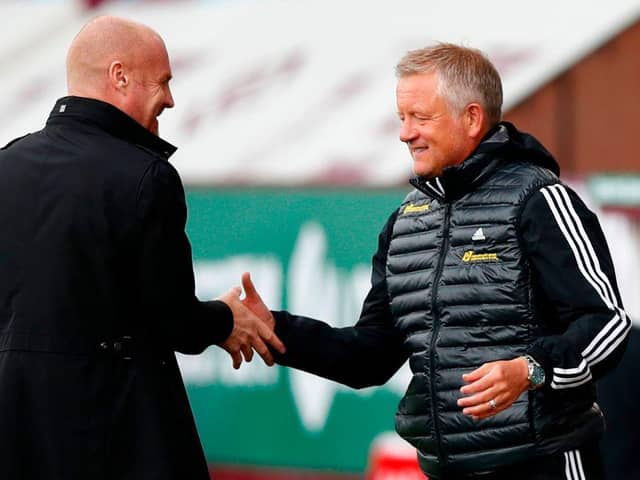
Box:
[201,300,234,345]
[271,310,292,362]
[170,300,234,355]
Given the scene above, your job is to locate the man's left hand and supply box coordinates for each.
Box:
[457,357,529,420]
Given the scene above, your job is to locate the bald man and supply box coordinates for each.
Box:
[66,16,174,136]
[0,16,282,480]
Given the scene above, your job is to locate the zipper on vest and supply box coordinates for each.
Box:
[429,202,451,464]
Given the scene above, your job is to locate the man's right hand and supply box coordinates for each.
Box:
[217,286,285,369]
[240,272,275,329]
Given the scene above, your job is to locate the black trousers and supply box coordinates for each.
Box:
[441,442,605,480]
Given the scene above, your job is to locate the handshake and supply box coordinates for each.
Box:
[217,272,285,369]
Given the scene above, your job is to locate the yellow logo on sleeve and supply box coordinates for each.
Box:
[403,203,430,214]
[462,250,500,262]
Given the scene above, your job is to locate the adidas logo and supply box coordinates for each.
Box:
[471,228,486,241]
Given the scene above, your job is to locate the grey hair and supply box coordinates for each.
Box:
[395,43,503,125]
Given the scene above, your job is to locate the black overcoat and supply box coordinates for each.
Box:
[0,96,233,479]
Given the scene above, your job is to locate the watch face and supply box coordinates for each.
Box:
[526,355,545,389]
[531,365,545,387]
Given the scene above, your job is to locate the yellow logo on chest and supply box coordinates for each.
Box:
[462,250,500,262]
[403,203,430,214]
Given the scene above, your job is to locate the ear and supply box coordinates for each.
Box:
[108,60,128,92]
[464,103,486,140]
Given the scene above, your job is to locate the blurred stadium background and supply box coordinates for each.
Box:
[2,0,640,478]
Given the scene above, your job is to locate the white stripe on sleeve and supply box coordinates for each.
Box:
[564,450,587,480]
[540,185,631,390]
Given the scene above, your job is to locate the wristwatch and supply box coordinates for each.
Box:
[524,355,545,390]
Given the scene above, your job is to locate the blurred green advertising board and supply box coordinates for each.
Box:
[180,188,411,473]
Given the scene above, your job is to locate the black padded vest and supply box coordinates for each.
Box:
[386,159,602,477]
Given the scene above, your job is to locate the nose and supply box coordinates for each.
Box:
[399,118,417,143]
[165,87,175,109]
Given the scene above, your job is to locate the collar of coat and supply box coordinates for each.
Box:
[410,121,560,202]
[47,96,177,160]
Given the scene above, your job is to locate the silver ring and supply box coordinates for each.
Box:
[489,399,497,410]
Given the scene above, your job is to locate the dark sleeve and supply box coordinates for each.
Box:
[521,183,631,390]
[136,160,233,354]
[272,210,409,389]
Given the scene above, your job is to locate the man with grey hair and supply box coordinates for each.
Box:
[0,15,283,480]
[242,43,629,479]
